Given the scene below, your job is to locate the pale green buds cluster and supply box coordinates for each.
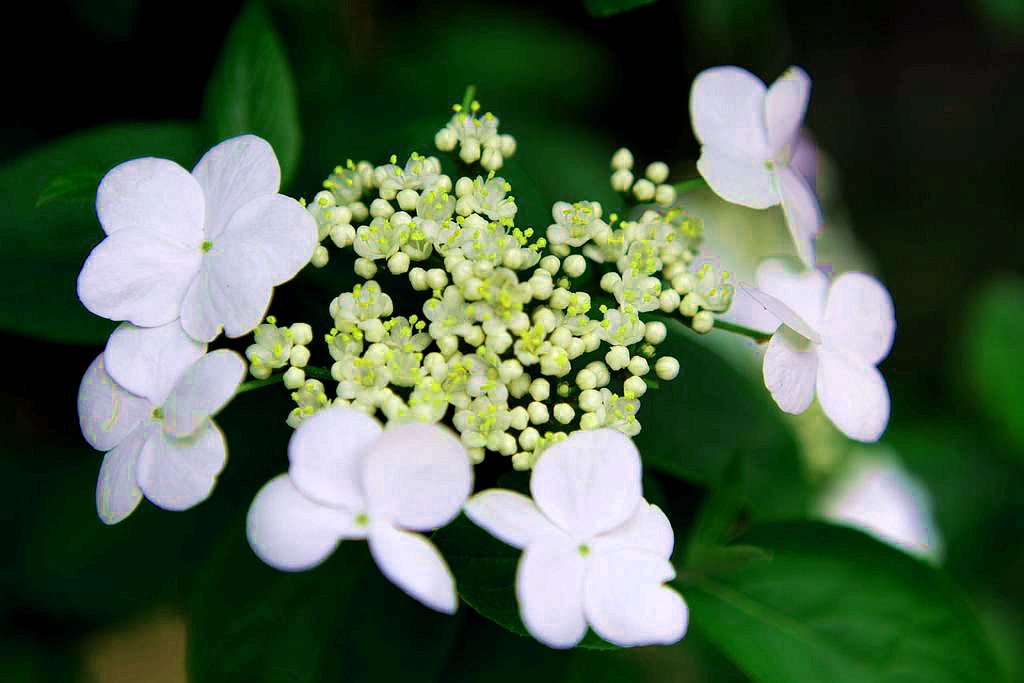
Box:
[609,148,677,208]
[246,317,314,382]
[435,101,517,171]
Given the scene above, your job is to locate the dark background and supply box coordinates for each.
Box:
[2,0,1023,680]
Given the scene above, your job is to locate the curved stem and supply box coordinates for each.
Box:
[460,84,477,111]
[713,319,772,344]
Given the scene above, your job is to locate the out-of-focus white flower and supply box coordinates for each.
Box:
[465,429,687,648]
[246,405,472,614]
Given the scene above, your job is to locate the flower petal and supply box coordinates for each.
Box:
[755,258,829,332]
[517,539,587,649]
[790,132,818,190]
[765,67,811,153]
[136,421,227,511]
[78,354,151,452]
[778,166,821,267]
[77,228,201,327]
[593,498,674,559]
[103,322,206,404]
[690,66,770,158]
[288,405,382,509]
[763,327,820,414]
[96,424,151,524]
[531,428,642,540]
[584,548,687,647]
[363,423,471,531]
[823,272,896,365]
[817,350,891,442]
[215,193,317,285]
[464,489,558,550]
[96,157,205,241]
[247,473,359,572]
[161,350,245,438]
[178,257,273,342]
[696,150,778,209]
[191,135,281,241]
[367,523,458,614]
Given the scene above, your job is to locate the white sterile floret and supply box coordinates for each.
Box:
[245,320,294,376]
[464,429,687,648]
[596,307,645,346]
[746,260,896,441]
[546,201,607,248]
[247,405,472,613]
[78,135,317,342]
[78,323,245,524]
[354,216,410,261]
[330,281,394,334]
[690,66,820,265]
[460,176,517,222]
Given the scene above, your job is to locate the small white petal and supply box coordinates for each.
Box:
[584,549,687,647]
[763,328,820,414]
[191,135,281,241]
[765,67,811,153]
[696,151,778,209]
[790,132,818,189]
[363,423,471,531]
[215,193,318,285]
[136,421,227,511]
[517,539,588,649]
[96,157,205,241]
[531,429,642,540]
[103,322,206,404]
[367,523,458,614]
[777,166,821,267]
[161,350,245,438]
[78,354,151,452]
[96,424,152,524]
[77,228,201,327]
[689,66,770,158]
[593,499,674,559]
[823,272,896,366]
[817,350,891,442]
[288,405,381,509]
[754,259,830,332]
[247,473,359,572]
[464,490,558,550]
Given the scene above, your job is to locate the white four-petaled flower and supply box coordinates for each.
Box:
[246,405,473,614]
[690,65,821,265]
[746,260,895,441]
[77,135,317,342]
[78,322,246,524]
[465,429,687,649]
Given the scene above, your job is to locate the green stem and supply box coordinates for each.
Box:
[460,84,477,112]
[714,319,772,344]
[235,364,334,396]
[674,177,708,194]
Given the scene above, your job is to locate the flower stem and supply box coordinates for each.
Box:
[674,177,708,194]
[235,365,334,396]
[460,84,477,112]
[713,320,772,344]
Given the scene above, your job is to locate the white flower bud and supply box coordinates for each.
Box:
[451,260,474,286]
[354,257,377,279]
[249,363,272,380]
[425,268,448,291]
[579,389,602,413]
[331,361,345,382]
[692,310,714,334]
[461,430,487,449]
[500,134,517,157]
[455,176,473,197]
[438,334,459,358]
[659,289,681,313]
[605,345,630,371]
[628,356,650,376]
[283,366,306,390]
[311,245,329,268]
[468,448,485,465]
[611,169,634,193]
[397,189,419,211]
[435,127,458,152]
[540,255,561,275]
[644,321,667,344]
[330,223,355,248]
[502,248,524,270]
[576,368,598,391]
[645,161,670,184]
[487,330,514,354]
[290,323,313,346]
[624,375,647,397]
[507,312,531,335]
[673,273,696,295]
[529,378,550,401]
[509,406,529,431]
[655,184,677,207]
[508,373,531,398]
[585,361,610,387]
[580,412,602,430]
[529,276,553,300]
[553,403,575,425]
[633,179,656,202]
[499,359,523,384]
[481,147,504,171]
[549,288,572,310]
[563,254,586,278]
[567,339,586,360]
[409,267,428,290]
[679,292,701,317]
[460,138,481,164]
[350,202,369,222]
[387,252,410,275]
[600,272,621,292]
[288,345,310,368]
[532,307,557,332]
[582,332,600,352]
[655,356,680,381]
[464,325,485,347]
[495,432,517,456]
[369,198,394,218]
[611,147,634,171]
[519,427,541,450]
[526,402,549,426]
[550,326,573,349]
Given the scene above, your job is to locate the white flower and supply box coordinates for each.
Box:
[746,260,895,441]
[464,429,687,649]
[547,201,607,248]
[690,66,820,265]
[246,405,472,614]
[78,323,245,524]
[77,135,317,342]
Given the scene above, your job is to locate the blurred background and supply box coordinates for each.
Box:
[2,0,1023,680]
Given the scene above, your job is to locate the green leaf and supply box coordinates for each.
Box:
[635,319,807,520]
[431,513,616,649]
[35,168,105,207]
[685,521,1005,683]
[962,273,1024,455]
[0,121,202,344]
[583,0,658,18]
[203,1,301,187]
[189,519,460,682]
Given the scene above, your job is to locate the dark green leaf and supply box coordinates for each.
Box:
[35,168,104,207]
[583,0,658,18]
[203,1,301,186]
[685,521,1005,683]
[0,121,202,344]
